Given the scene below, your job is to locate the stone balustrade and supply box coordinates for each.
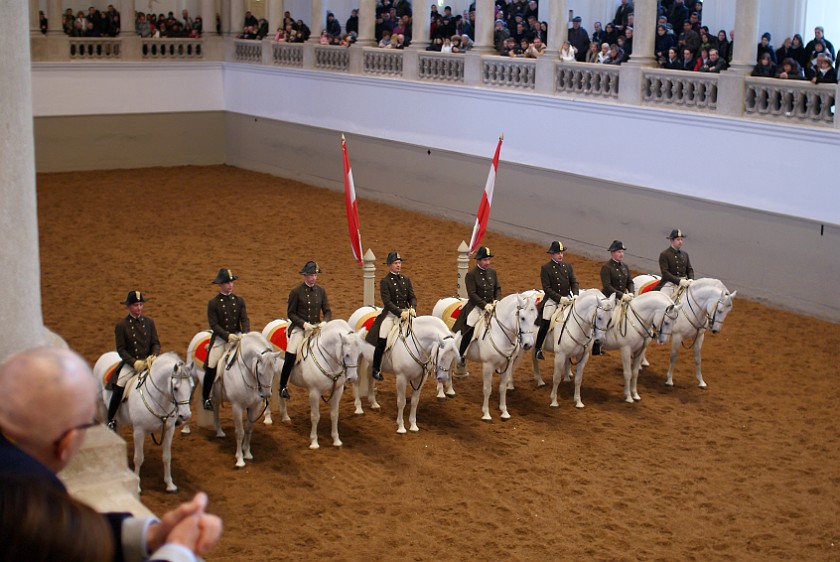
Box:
[34,35,840,129]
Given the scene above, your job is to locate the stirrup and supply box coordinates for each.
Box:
[535,349,545,360]
[371,369,383,381]
[457,355,466,367]
[203,398,213,411]
[107,420,117,431]
[280,387,291,399]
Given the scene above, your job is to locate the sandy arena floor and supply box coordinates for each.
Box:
[37,166,839,561]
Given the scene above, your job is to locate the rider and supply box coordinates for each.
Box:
[534,241,580,360]
[655,228,694,291]
[279,261,332,400]
[203,268,250,411]
[366,251,417,381]
[594,240,635,355]
[107,291,160,430]
[452,246,502,365]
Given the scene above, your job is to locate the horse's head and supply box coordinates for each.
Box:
[434,333,459,383]
[339,329,363,384]
[708,290,736,333]
[654,300,683,344]
[152,352,194,424]
[593,292,616,346]
[242,332,279,399]
[513,293,538,351]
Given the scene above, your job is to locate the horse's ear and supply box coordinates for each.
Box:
[729,291,737,298]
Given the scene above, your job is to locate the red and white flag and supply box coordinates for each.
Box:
[341,134,363,266]
[468,135,503,254]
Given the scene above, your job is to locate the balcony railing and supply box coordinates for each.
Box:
[35,35,840,129]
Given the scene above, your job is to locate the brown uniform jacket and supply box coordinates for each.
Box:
[452,265,501,333]
[600,259,634,298]
[115,314,160,364]
[208,293,250,341]
[539,260,579,306]
[287,283,331,330]
[366,272,417,345]
[656,247,694,289]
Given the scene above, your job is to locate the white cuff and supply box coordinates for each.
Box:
[121,516,160,562]
[148,543,197,562]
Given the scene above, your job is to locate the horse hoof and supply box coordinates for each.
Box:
[180,426,191,435]
[550,401,559,408]
[481,415,492,421]
[409,426,419,432]
[396,427,407,434]
[333,440,343,447]
[500,412,511,420]
[698,382,707,389]
[309,442,320,450]
[235,460,245,468]
[665,381,675,387]
[536,381,546,388]
[641,359,650,367]
[437,391,446,399]
[633,394,641,401]
[215,431,226,438]
[354,408,365,415]
[166,486,178,494]
[625,397,634,404]
[575,402,585,409]
[244,453,253,460]
[371,404,381,410]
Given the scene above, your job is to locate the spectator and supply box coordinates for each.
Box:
[687,11,701,33]
[613,0,634,31]
[757,32,776,63]
[806,39,829,77]
[679,20,700,56]
[694,47,710,71]
[662,46,681,69]
[624,26,634,56]
[775,36,794,65]
[181,9,194,31]
[296,19,311,41]
[716,29,731,62]
[698,29,715,53]
[326,12,341,38]
[318,30,331,45]
[592,21,606,47]
[460,34,474,52]
[585,41,600,63]
[669,0,689,31]
[775,57,803,80]
[39,10,47,34]
[751,52,776,77]
[493,19,510,53]
[346,9,359,38]
[256,18,269,40]
[193,15,203,36]
[680,47,696,70]
[441,36,454,53]
[789,34,808,69]
[567,16,590,62]
[700,48,727,72]
[805,26,835,62]
[244,10,258,28]
[605,43,625,65]
[426,36,443,51]
[656,24,677,64]
[523,0,539,21]
[395,0,413,18]
[500,36,520,57]
[378,29,393,48]
[274,28,286,42]
[136,13,151,37]
[598,42,612,64]
[525,36,546,58]
[559,40,577,62]
[810,53,837,84]
[603,22,619,46]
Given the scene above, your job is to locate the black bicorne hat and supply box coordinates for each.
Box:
[211,268,238,284]
[384,251,404,265]
[546,240,567,253]
[122,291,147,305]
[668,228,687,240]
[299,261,322,275]
[608,240,627,252]
[475,246,494,260]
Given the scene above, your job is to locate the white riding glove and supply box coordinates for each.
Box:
[228,333,240,343]
[303,322,315,332]
[318,322,327,329]
[145,355,157,369]
[621,293,634,303]
[679,278,691,288]
[409,307,417,318]
[484,303,494,313]
[400,310,410,321]
[133,360,146,371]
[559,296,571,306]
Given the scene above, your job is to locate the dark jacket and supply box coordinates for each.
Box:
[287,283,331,330]
[366,272,417,345]
[567,26,590,62]
[655,247,695,289]
[538,260,579,316]
[451,265,501,333]
[600,259,634,298]
[115,314,160,364]
[208,293,250,341]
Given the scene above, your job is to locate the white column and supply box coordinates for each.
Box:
[457,241,470,299]
[47,0,62,34]
[409,0,429,50]
[231,0,245,35]
[310,0,324,41]
[120,0,135,35]
[356,0,375,47]
[267,0,284,36]
[729,0,759,73]
[628,0,656,65]
[363,249,376,307]
[545,0,567,56]
[202,0,217,34]
[473,0,494,53]
[1,2,46,359]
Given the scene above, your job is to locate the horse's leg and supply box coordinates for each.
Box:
[408,377,424,432]
[395,374,408,434]
[641,348,650,368]
[213,386,225,438]
[666,335,681,387]
[330,385,344,447]
[631,350,644,401]
[308,390,321,450]
[263,392,274,425]
[533,347,547,388]
[549,352,564,407]
[573,353,588,409]
[161,422,178,493]
[353,378,364,415]
[243,406,256,460]
[481,363,493,421]
[232,404,246,468]
[620,346,634,403]
[498,366,512,420]
[693,331,708,388]
[132,426,146,495]
[438,370,456,398]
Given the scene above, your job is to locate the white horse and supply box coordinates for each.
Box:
[595,291,682,403]
[272,319,363,450]
[94,351,193,493]
[433,293,539,421]
[634,275,737,388]
[353,314,461,433]
[531,289,616,409]
[186,331,281,467]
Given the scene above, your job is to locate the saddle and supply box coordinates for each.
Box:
[548,300,574,334]
[384,318,409,352]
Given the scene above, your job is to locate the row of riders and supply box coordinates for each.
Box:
[100,228,735,483]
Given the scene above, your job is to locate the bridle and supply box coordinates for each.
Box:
[138,359,194,444]
[398,318,455,391]
[483,298,531,375]
[302,328,358,403]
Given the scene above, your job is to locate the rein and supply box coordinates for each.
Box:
[138,362,193,445]
[483,302,524,375]
[617,301,659,340]
[226,339,274,399]
[303,330,356,404]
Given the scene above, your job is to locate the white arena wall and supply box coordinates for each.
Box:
[31,63,840,321]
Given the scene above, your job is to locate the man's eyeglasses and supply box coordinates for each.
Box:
[52,417,101,447]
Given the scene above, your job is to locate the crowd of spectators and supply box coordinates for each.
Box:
[59,6,205,38]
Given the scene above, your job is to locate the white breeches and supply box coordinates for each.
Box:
[378,312,398,338]
[116,363,140,387]
[542,299,558,321]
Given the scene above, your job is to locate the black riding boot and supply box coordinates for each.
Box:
[371,338,386,381]
[107,385,125,430]
[592,341,603,356]
[279,353,295,399]
[534,319,550,360]
[202,366,216,410]
[458,326,474,365]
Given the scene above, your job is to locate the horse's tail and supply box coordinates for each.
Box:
[357,350,372,397]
